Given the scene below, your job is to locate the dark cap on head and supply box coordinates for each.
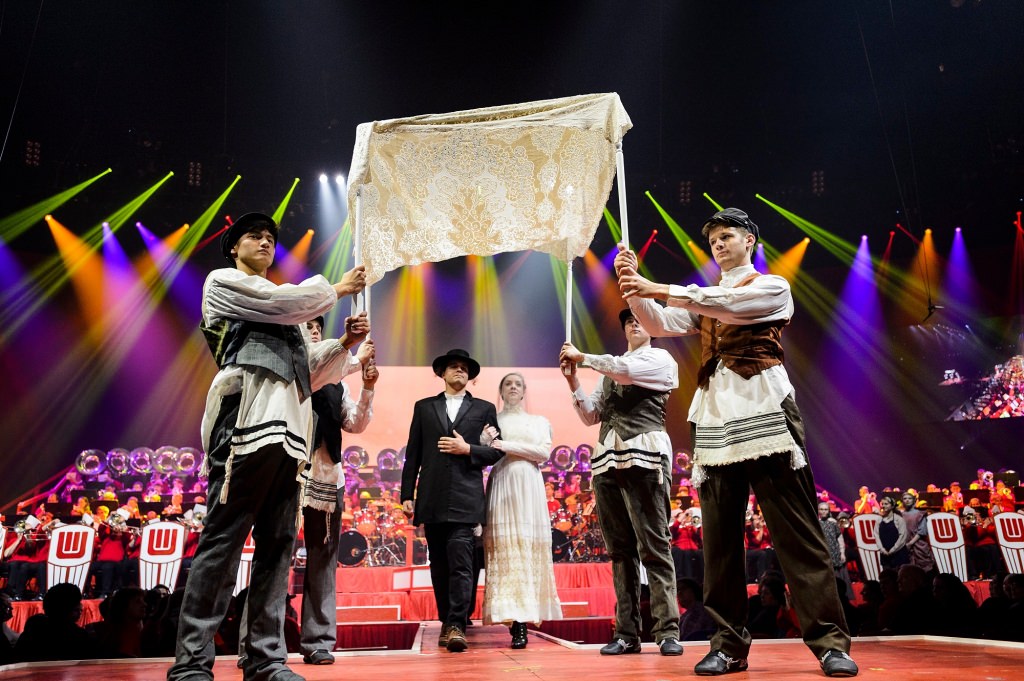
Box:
[701,207,759,243]
[310,315,325,331]
[220,212,278,266]
[618,308,636,329]
[431,348,481,380]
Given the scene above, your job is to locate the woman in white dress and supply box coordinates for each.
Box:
[482,372,562,648]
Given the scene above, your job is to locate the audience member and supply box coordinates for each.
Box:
[931,573,979,638]
[834,576,860,637]
[876,495,910,570]
[1004,574,1024,642]
[855,580,883,636]
[963,507,1001,580]
[677,578,715,641]
[744,513,774,584]
[899,491,934,573]
[670,508,704,583]
[14,582,95,662]
[977,571,1010,640]
[0,593,17,665]
[748,572,798,639]
[92,587,147,657]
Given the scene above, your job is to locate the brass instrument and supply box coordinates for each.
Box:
[11,518,51,540]
[745,509,754,523]
[838,516,852,530]
[107,513,141,536]
[178,510,205,531]
[343,446,369,469]
[690,514,702,528]
[961,513,979,527]
[551,445,577,470]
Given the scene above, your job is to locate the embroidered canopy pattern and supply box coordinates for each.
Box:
[347,93,632,284]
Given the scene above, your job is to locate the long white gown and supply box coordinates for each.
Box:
[482,409,563,625]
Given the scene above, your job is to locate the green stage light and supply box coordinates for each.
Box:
[0,168,111,243]
[272,178,301,225]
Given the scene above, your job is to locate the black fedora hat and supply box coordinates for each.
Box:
[220,212,278,265]
[431,348,481,380]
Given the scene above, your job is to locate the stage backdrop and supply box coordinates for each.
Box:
[339,365,611,465]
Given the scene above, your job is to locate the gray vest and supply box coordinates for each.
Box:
[598,376,670,443]
[201,319,312,399]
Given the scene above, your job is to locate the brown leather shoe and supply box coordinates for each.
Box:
[445,625,468,653]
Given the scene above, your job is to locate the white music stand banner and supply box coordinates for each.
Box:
[994,512,1024,573]
[233,529,256,597]
[47,525,96,592]
[852,514,881,582]
[140,521,187,590]
[926,512,969,581]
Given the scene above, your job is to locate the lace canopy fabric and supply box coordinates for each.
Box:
[347,93,632,285]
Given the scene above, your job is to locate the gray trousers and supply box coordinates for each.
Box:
[168,441,300,681]
[695,395,851,659]
[298,490,344,654]
[592,461,680,643]
[238,492,341,658]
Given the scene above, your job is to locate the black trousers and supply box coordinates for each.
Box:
[695,395,851,659]
[424,522,476,631]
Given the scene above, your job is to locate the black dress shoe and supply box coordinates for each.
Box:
[694,649,749,675]
[819,650,858,677]
[600,638,642,655]
[302,649,335,665]
[658,637,684,656]
[510,621,528,649]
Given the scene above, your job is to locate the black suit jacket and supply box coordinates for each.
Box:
[400,392,503,525]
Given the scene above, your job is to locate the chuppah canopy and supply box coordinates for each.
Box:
[346,93,633,287]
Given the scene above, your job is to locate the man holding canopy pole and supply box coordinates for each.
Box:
[614,207,858,677]
[559,309,683,656]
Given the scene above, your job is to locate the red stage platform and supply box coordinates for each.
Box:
[7,561,994,635]
[1,629,1022,681]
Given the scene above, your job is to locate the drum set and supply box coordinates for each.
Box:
[336,507,421,567]
[550,507,607,562]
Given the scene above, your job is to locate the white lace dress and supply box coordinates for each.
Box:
[482,409,563,625]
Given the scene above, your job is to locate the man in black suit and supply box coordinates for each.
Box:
[401,349,503,653]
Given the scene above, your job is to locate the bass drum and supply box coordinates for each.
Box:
[552,509,573,533]
[551,528,571,563]
[353,510,377,537]
[337,530,368,567]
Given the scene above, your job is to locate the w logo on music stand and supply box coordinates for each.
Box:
[47,525,96,592]
[852,514,881,582]
[994,513,1024,573]
[926,512,968,581]
[140,522,186,590]
[233,529,256,597]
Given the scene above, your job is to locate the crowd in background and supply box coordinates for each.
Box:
[2,454,1022,664]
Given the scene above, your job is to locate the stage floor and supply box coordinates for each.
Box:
[2,626,1022,681]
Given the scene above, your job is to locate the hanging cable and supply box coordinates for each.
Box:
[0,0,45,166]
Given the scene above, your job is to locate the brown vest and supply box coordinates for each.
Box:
[696,273,788,388]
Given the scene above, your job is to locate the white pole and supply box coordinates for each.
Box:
[564,259,573,343]
[352,188,364,317]
[562,257,573,375]
[615,141,629,248]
